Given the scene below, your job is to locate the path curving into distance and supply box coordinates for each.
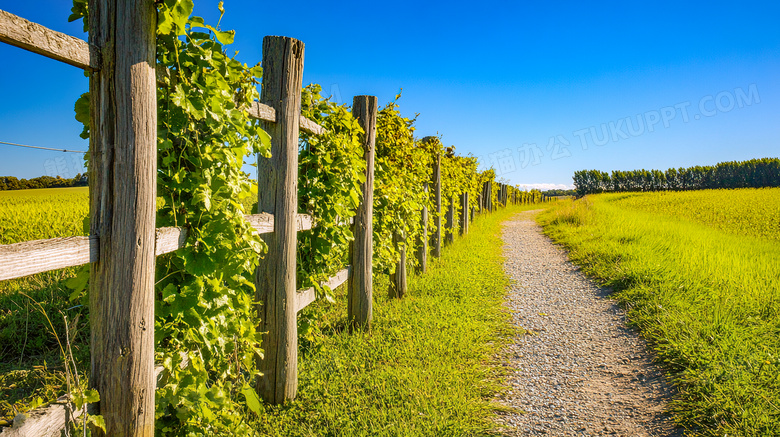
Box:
[494,210,682,437]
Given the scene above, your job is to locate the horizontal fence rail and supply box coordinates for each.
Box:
[0,9,540,432]
[295,266,351,313]
[0,213,314,281]
[0,9,325,136]
[0,354,189,437]
[245,101,325,135]
[0,393,90,437]
[0,9,98,70]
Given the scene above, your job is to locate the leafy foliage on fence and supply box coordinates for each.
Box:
[297,85,365,334]
[72,0,267,434]
[68,0,505,434]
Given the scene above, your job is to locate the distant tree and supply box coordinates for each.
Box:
[572,158,780,195]
[543,189,576,197]
[0,173,89,190]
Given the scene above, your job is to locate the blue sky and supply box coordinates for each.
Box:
[0,1,778,189]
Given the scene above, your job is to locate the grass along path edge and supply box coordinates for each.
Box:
[537,194,780,436]
[250,205,540,436]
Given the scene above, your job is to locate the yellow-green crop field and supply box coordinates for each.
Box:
[539,188,780,436]
[0,187,89,245]
[605,188,780,241]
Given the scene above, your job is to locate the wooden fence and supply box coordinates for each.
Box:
[0,6,546,436]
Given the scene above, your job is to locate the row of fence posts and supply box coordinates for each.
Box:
[253,38,490,405]
[0,4,545,431]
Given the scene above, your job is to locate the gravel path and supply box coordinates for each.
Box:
[494,210,682,437]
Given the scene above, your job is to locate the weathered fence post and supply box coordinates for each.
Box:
[416,181,428,273]
[349,95,377,327]
[485,181,493,212]
[459,192,469,235]
[445,195,455,244]
[255,35,304,404]
[389,230,407,298]
[481,182,488,213]
[88,1,157,435]
[430,144,442,257]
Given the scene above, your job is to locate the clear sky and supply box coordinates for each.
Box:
[1,1,778,190]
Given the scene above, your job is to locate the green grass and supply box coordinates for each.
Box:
[248,205,540,436]
[538,190,780,436]
[601,188,780,241]
[0,185,548,432]
[0,187,90,423]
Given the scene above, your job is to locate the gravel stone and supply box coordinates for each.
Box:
[494,211,682,437]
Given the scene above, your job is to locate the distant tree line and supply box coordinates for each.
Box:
[0,174,88,191]
[573,158,780,196]
[542,189,576,197]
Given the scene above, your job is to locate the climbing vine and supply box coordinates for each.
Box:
[72,1,267,435]
[297,84,365,335]
[69,1,505,434]
[372,97,431,273]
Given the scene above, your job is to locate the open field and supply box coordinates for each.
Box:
[538,188,780,436]
[604,188,780,241]
[0,187,88,244]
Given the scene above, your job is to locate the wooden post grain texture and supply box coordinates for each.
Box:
[87,0,157,435]
[445,195,455,244]
[431,151,442,257]
[389,231,407,299]
[255,35,304,405]
[416,182,428,274]
[348,95,377,328]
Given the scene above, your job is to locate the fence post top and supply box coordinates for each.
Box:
[263,35,304,44]
[352,96,379,113]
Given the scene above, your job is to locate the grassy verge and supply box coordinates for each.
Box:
[1,200,545,431]
[250,205,540,436]
[538,191,780,436]
[0,269,90,425]
[0,188,90,424]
